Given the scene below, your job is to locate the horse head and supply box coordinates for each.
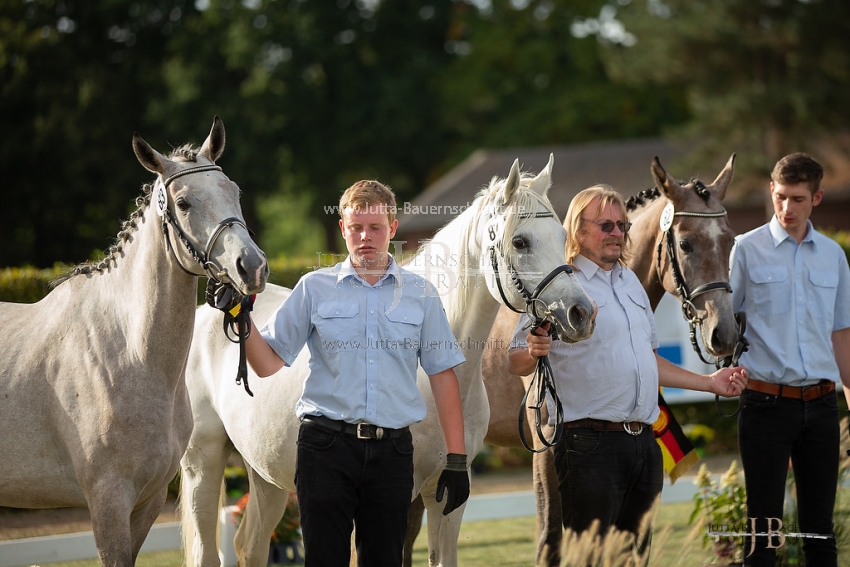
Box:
[478,154,596,344]
[132,116,268,297]
[648,154,737,358]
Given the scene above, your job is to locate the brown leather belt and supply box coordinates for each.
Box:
[563,418,647,436]
[745,378,835,401]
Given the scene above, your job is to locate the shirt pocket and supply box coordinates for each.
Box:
[625,289,652,338]
[315,302,361,350]
[747,265,790,315]
[807,269,839,317]
[385,305,425,339]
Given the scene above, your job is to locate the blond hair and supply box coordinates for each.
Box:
[564,185,630,266]
[339,180,397,222]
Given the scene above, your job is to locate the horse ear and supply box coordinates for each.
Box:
[199,116,226,163]
[501,158,521,204]
[132,133,168,175]
[528,153,554,196]
[651,156,682,200]
[710,153,736,200]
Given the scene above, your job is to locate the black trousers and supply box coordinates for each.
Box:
[738,389,839,566]
[553,424,663,545]
[295,420,414,567]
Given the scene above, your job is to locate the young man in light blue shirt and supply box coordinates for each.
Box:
[730,153,850,566]
[244,180,469,566]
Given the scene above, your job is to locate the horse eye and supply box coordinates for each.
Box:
[512,236,529,250]
[679,240,692,253]
[176,198,191,212]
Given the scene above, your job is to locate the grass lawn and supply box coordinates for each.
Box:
[31,487,850,566]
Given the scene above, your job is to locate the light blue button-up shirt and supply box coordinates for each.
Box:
[729,216,850,387]
[260,256,465,429]
[512,254,660,425]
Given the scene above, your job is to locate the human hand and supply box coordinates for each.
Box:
[708,366,748,397]
[526,322,553,359]
[435,453,470,515]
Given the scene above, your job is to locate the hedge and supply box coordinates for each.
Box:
[2,234,848,304]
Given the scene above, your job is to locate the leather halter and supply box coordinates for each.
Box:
[655,207,732,365]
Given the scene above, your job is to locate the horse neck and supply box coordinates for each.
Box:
[91,206,199,361]
[414,213,502,391]
[627,199,666,310]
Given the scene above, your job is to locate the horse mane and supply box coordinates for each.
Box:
[51,145,201,287]
[624,178,710,213]
[413,171,559,323]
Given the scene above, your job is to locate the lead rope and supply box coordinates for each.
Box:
[206,281,255,397]
[518,339,564,453]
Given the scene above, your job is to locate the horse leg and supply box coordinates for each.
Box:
[533,449,562,567]
[403,494,425,567]
[87,480,138,567]
[180,427,233,567]
[419,487,466,567]
[234,464,290,567]
[129,485,169,561]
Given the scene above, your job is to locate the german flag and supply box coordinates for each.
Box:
[652,391,699,484]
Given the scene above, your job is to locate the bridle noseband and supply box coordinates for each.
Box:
[655,203,732,365]
[156,164,250,285]
[486,210,575,335]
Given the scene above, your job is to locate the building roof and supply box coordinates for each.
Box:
[397,138,691,236]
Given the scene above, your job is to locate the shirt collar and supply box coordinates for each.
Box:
[338,255,399,286]
[573,254,621,282]
[768,215,816,248]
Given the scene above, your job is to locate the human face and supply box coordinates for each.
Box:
[339,207,398,270]
[578,198,627,270]
[770,181,822,243]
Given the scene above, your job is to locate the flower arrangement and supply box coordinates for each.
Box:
[232,491,301,544]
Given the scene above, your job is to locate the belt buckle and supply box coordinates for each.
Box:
[356,423,384,440]
[801,384,820,402]
[623,422,643,436]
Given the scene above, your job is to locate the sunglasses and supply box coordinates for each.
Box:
[586,219,632,234]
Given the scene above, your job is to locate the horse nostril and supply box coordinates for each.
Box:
[236,256,248,279]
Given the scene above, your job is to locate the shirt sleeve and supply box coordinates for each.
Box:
[260,275,313,366]
[510,313,533,350]
[834,247,850,331]
[417,287,466,376]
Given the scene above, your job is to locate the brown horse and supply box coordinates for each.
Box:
[479,154,738,566]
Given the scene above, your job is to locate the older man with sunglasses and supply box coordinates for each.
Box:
[508,185,748,551]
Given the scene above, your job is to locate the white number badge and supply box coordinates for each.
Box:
[155,179,168,217]
[659,203,675,232]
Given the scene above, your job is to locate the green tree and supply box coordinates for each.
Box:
[0,0,192,267]
[593,0,850,178]
[436,0,690,162]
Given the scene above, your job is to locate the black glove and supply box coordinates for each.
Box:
[435,453,469,515]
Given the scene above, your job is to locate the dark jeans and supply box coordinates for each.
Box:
[295,420,414,567]
[553,424,663,546]
[738,389,839,567]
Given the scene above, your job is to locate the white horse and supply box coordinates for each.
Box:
[0,117,268,567]
[179,155,597,567]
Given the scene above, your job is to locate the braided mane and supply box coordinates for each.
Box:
[51,145,201,286]
[625,178,711,213]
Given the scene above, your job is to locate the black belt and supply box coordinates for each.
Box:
[563,418,647,436]
[302,415,409,440]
